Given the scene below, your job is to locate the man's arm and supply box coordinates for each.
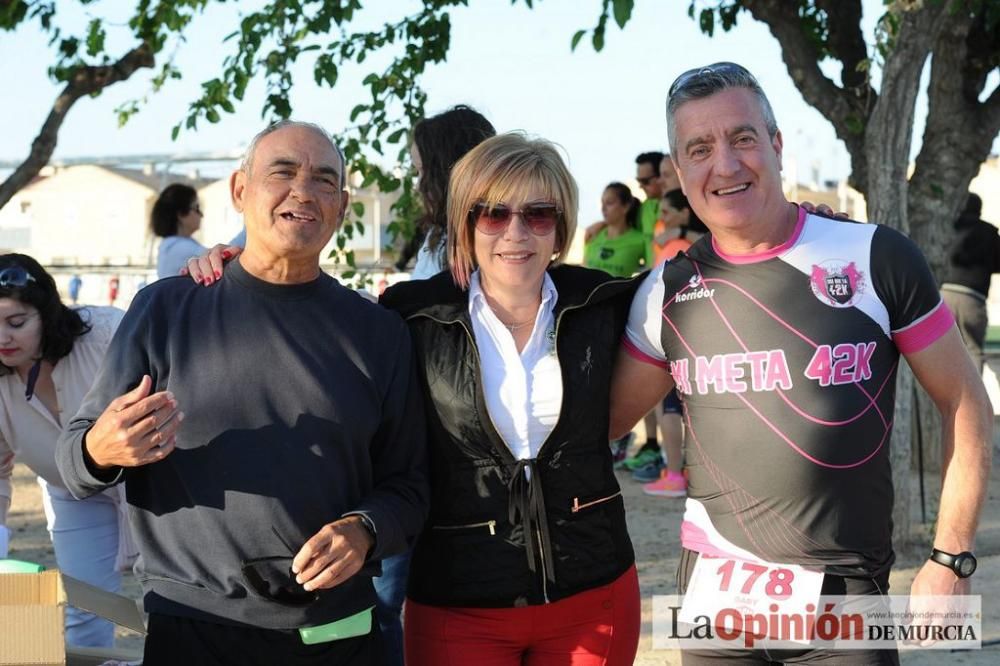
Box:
[57,291,179,498]
[610,263,676,437]
[610,346,676,439]
[906,327,993,596]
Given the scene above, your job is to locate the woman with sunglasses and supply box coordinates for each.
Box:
[584,182,647,278]
[381,133,640,665]
[0,254,133,648]
[152,184,208,279]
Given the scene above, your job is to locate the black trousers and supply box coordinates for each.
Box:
[143,612,384,666]
[676,548,900,666]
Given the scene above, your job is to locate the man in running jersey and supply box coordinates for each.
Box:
[610,62,992,664]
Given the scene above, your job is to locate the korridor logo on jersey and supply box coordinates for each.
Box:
[809,261,865,308]
[675,274,715,303]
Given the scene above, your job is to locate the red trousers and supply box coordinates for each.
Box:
[404,565,640,666]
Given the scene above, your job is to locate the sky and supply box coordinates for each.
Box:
[1,0,997,225]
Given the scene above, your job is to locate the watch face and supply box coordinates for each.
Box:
[957,554,977,577]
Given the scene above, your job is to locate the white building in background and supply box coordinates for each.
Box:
[0,163,401,269]
[0,165,211,266]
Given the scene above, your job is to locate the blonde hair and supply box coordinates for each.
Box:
[447,133,578,288]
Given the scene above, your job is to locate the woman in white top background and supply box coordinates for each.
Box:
[152,183,207,279]
[0,253,134,648]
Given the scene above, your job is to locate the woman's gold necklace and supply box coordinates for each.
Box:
[502,318,534,332]
[488,305,535,332]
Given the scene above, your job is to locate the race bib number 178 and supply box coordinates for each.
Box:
[679,554,825,646]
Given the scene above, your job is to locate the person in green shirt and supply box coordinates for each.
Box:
[635,151,666,266]
[584,182,647,277]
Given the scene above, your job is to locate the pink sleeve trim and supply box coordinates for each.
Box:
[623,335,669,369]
[892,301,954,355]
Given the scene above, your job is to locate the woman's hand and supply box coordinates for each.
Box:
[181,244,242,285]
[800,201,849,220]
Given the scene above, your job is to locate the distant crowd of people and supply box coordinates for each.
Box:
[0,61,992,666]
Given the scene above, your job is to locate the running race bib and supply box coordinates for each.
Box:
[679,553,825,646]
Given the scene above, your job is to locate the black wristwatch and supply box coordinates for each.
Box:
[929,548,977,578]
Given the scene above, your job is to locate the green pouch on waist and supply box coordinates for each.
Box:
[298,606,374,645]
[0,559,46,574]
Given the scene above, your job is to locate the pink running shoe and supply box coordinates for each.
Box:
[642,469,686,498]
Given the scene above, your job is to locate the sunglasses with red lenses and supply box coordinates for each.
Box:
[469,202,561,236]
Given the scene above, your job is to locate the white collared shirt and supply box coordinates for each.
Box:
[468,271,562,460]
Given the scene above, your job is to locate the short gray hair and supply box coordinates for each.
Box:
[666,62,779,155]
[240,119,346,189]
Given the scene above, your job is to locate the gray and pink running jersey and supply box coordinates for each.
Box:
[625,207,953,576]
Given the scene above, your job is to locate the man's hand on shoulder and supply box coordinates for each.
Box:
[799,200,849,220]
[292,515,375,592]
[84,375,182,471]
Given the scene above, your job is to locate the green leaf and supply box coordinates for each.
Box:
[699,9,715,37]
[386,128,405,144]
[350,104,366,122]
[592,26,605,51]
[570,29,586,51]
[611,0,632,29]
[352,201,365,217]
[84,19,105,57]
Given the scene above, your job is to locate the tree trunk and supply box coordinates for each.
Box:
[0,44,154,210]
[908,7,1000,280]
[904,7,1000,476]
[864,2,951,547]
[892,366,914,539]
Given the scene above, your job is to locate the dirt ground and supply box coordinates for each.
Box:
[7,445,1000,664]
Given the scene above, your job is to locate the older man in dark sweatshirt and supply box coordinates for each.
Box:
[57,120,428,666]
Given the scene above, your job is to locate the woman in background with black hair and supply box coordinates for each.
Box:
[0,253,134,648]
[152,184,207,279]
[407,105,497,279]
[651,187,708,267]
[584,182,647,278]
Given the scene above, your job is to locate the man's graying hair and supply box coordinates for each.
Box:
[240,119,346,189]
[666,62,779,155]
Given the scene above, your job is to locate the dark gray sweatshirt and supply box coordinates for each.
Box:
[57,259,428,630]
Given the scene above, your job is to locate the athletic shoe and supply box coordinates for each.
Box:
[643,469,687,498]
[610,432,635,469]
[631,458,665,482]
[622,447,661,471]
